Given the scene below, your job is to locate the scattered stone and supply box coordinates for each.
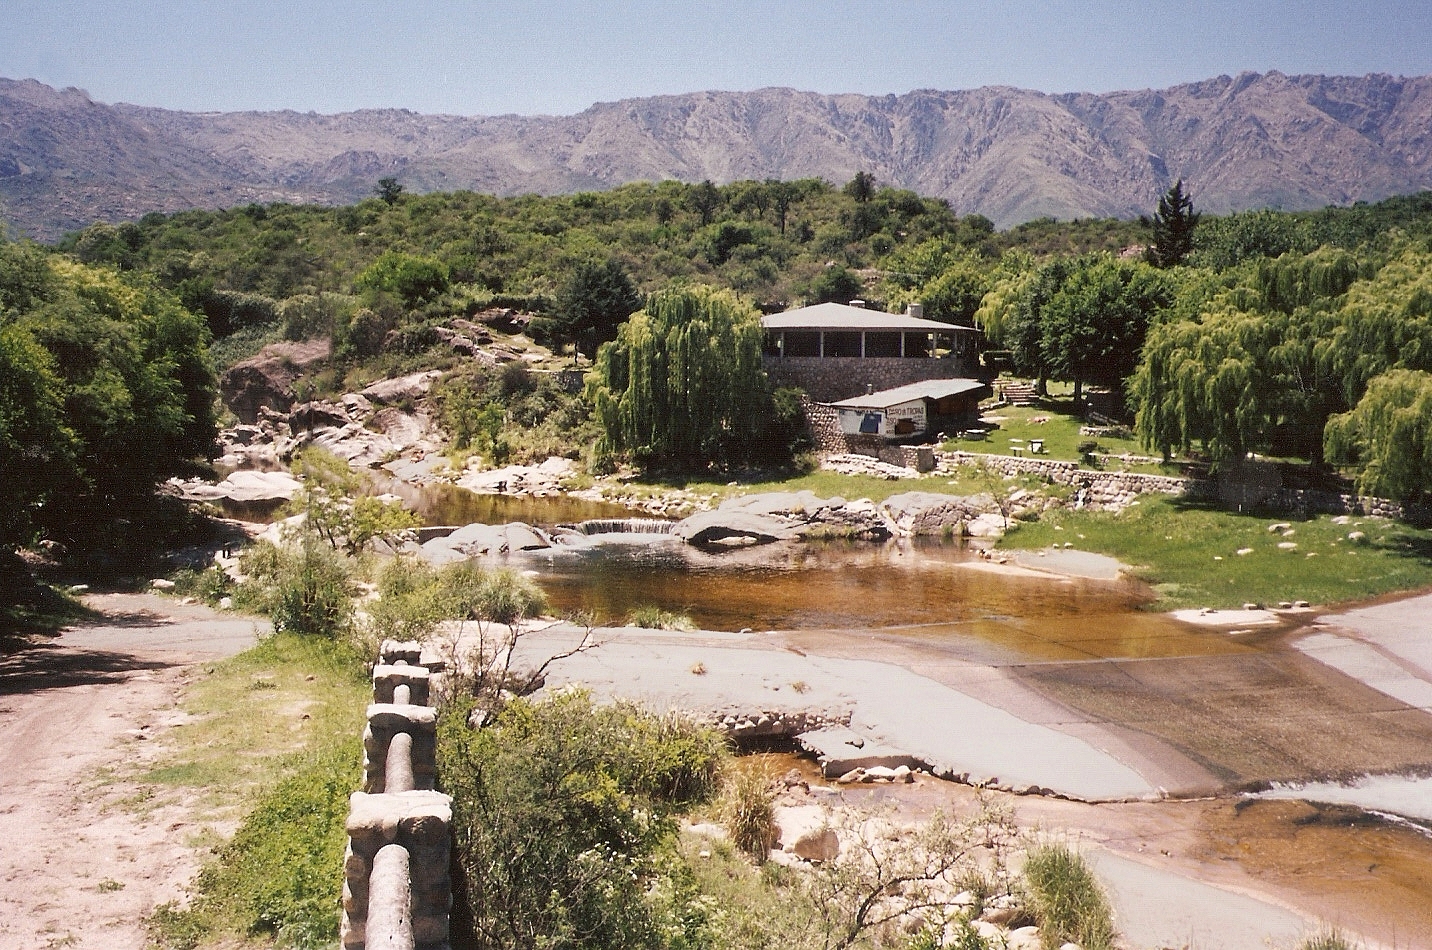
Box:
[788,827,840,862]
[1347,531,1367,543]
[149,578,176,590]
[1236,548,1253,556]
[1278,541,1298,550]
[1268,522,1292,533]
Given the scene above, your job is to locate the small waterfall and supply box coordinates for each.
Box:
[573,518,677,536]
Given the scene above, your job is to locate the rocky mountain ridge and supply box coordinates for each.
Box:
[3,71,1431,240]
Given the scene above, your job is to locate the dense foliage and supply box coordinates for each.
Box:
[588,285,803,471]
[0,242,216,559]
[16,181,1432,517]
[437,690,725,950]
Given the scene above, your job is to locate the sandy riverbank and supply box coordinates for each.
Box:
[502,579,1432,948]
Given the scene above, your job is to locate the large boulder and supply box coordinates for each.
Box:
[360,370,443,406]
[672,509,799,546]
[219,339,331,423]
[172,469,303,504]
[419,521,554,563]
[879,491,993,536]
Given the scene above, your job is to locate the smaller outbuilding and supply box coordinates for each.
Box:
[829,378,992,439]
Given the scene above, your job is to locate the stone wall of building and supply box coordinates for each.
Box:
[765,356,985,403]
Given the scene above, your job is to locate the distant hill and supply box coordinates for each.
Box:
[3,71,1432,241]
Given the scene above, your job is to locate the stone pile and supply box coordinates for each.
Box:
[342,640,452,950]
[713,709,846,742]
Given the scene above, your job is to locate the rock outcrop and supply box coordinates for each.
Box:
[218,339,331,424]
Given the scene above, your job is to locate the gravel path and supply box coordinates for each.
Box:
[0,593,262,950]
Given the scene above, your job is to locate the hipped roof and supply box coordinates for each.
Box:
[761,301,978,332]
[828,378,991,410]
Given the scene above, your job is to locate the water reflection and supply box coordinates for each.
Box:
[387,481,640,526]
[367,485,1248,662]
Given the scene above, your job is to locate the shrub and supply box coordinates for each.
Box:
[437,690,726,950]
[721,759,778,863]
[1023,842,1115,950]
[268,540,353,638]
[150,739,359,950]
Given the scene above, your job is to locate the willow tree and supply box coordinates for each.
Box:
[587,285,773,470]
[1325,369,1432,502]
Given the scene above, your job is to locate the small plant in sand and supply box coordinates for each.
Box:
[721,758,779,863]
[1299,932,1357,950]
[1023,841,1116,950]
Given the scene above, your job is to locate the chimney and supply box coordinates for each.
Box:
[866,384,874,395]
[906,302,924,319]
[849,299,866,308]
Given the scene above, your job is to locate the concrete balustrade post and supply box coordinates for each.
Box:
[366,843,415,950]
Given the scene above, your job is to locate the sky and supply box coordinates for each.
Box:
[5,1,1432,117]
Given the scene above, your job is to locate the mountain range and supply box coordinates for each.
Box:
[3,71,1431,241]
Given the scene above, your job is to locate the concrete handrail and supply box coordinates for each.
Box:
[366,843,415,950]
[342,639,451,950]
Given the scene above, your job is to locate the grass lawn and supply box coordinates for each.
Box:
[142,633,369,950]
[999,496,1432,610]
[944,399,1153,462]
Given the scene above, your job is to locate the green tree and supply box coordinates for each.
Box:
[843,171,876,203]
[0,323,74,553]
[587,285,776,470]
[807,264,864,305]
[1146,180,1199,268]
[353,250,450,308]
[549,259,643,360]
[1039,257,1172,403]
[0,246,217,557]
[687,180,722,227]
[374,177,404,205]
[1325,369,1432,502]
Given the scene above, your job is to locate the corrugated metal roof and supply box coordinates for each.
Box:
[828,378,991,409]
[762,302,978,332]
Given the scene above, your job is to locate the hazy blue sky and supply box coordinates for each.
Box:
[5,1,1431,116]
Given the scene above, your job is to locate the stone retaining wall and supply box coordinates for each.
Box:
[342,640,452,950]
[767,356,984,403]
[934,449,1426,522]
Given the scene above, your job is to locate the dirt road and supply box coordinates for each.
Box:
[0,593,262,950]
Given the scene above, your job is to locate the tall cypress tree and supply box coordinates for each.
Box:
[1147,180,1200,268]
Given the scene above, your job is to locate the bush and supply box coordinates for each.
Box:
[626,605,696,631]
[268,540,353,638]
[720,760,778,862]
[1023,842,1115,950]
[437,690,726,950]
